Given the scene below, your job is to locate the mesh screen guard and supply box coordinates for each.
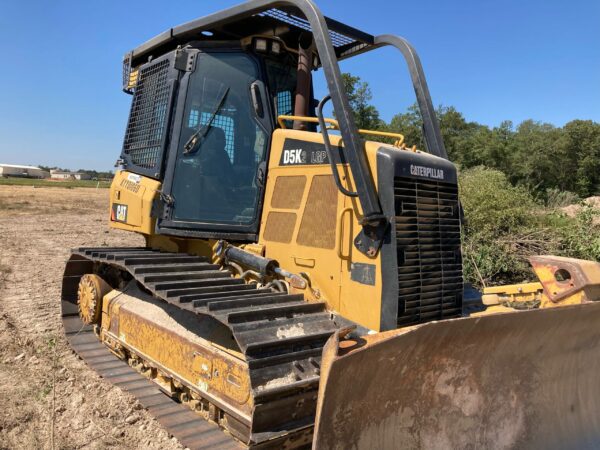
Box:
[121,55,176,177]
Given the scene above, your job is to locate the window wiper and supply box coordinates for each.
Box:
[183,86,230,155]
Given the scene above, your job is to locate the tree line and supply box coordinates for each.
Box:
[342,73,600,286]
[342,73,600,200]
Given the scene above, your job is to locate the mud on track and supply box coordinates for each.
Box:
[0,185,184,450]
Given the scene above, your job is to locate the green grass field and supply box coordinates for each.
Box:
[0,177,111,189]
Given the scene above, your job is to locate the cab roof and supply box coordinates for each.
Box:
[127,4,376,67]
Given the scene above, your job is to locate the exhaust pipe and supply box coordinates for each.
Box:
[293,32,314,130]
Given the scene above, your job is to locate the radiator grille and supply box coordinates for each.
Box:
[394,177,463,326]
[122,59,171,170]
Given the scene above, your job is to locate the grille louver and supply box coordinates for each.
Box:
[394,177,463,326]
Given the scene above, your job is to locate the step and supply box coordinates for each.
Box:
[235,316,336,347]
[231,313,331,334]
[244,330,334,354]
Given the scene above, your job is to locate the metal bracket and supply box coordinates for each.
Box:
[353,219,389,258]
[174,48,197,72]
[160,192,175,219]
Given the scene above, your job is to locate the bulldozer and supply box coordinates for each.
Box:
[61,1,600,448]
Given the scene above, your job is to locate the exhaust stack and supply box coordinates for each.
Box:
[293,33,314,130]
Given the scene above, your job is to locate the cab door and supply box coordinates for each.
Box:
[159,50,272,240]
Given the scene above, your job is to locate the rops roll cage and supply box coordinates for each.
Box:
[124,0,448,257]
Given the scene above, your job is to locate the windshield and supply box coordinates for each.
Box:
[170,52,268,226]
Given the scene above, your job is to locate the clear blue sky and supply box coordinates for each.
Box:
[1,0,598,171]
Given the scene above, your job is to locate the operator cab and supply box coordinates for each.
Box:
[119,5,448,245]
[121,29,318,239]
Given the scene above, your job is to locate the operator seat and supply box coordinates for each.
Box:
[196,126,236,217]
[198,126,234,181]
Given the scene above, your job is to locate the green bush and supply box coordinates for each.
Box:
[459,167,600,289]
[460,167,553,287]
[543,187,580,208]
[460,167,536,234]
[550,206,600,261]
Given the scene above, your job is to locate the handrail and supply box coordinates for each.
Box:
[316,95,358,198]
[277,115,417,150]
[372,35,448,159]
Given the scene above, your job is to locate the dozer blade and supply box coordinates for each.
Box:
[313,303,600,450]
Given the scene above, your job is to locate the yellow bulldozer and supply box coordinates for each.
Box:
[61,1,600,448]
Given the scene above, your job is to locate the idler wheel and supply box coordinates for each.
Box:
[77,274,111,325]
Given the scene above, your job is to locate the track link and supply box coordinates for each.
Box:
[61,247,339,449]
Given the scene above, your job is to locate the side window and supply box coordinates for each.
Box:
[264,57,297,126]
[276,90,293,116]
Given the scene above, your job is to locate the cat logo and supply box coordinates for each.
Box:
[112,203,128,223]
[410,164,445,180]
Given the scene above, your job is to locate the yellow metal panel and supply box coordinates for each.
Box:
[339,140,383,331]
[260,129,345,313]
[108,170,162,236]
[259,129,384,331]
[102,289,252,414]
[530,255,600,307]
[480,256,600,310]
[482,282,544,306]
[483,282,543,295]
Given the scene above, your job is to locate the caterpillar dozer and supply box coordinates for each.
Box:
[61,1,600,448]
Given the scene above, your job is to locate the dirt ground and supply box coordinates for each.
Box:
[561,196,600,225]
[0,185,185,450]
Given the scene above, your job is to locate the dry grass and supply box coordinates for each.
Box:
[0,185,180,450]
[0,186,104,215]
[0,199,32,211]
[0,177,110,189]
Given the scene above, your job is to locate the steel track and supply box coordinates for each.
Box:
[61,247,339,448]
